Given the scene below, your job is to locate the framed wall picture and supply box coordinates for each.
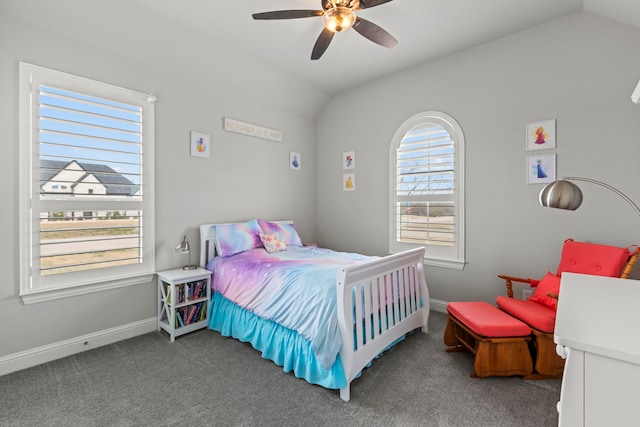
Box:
[526,153,556,184]
[526,119,556,151]
[343,173,355,191]
[290,151,301,171]
[190,131,210,158]
[342,150,355,170]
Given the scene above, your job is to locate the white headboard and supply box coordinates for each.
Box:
[199,223,217,268]
[199,220,295,268]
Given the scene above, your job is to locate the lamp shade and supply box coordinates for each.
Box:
[175,235,196,270]
[539,180,583,210]
[175,235,190,254]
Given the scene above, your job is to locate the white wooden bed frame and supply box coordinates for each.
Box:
[199,221,430,401]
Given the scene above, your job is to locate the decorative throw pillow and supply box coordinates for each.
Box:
[257,219,303,246]
[259,232,287,253]
[528,271,561,310]
[214,219,263,257]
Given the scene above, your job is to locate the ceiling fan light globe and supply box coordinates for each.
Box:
[322,6,356,32]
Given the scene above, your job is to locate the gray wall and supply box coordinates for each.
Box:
[2,7,640,366]
[316,12,640,305]
[0,10,322,357]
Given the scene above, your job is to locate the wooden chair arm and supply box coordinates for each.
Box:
[497,274,532,284]
[621,246,640,279]
[497,274,534,299]
[546,292,559,310]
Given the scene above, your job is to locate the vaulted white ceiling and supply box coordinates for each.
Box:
[2,0,638,94]
[130,0,584,93]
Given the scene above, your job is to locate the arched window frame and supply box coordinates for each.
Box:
[389,111,465,270]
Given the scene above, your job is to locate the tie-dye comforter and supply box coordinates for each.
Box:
[207,246,377,370]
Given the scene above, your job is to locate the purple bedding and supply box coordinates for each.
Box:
[207,246,378,370]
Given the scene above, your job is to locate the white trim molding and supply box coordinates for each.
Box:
[0,317,157,377]
[430,298,448,314]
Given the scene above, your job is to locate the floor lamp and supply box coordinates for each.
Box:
[538,176,640,217]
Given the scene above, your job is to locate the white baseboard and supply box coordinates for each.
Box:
[430,298,448,313]
[0,302,448,377]
[0,317,157,377]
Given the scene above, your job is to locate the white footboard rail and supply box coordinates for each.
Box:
[337,247,429,401]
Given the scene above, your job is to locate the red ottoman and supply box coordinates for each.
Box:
[444,301,533,378]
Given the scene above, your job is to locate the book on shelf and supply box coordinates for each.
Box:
[184,279,207,301]
[181,302,207,325]
[176,309,184,327]
[185,304,197,324]
[195,304,202,322]
[178,284,185,303]
[199,302,207,321]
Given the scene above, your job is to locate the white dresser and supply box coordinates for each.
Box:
[555,273,640,426]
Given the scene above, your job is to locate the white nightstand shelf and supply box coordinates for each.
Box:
[157,267,211,342]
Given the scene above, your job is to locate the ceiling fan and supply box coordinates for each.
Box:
[252,0,398,60]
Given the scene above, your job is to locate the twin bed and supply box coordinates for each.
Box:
[199,219,430,401]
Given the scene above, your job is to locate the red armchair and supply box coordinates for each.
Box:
[496,238,639,379]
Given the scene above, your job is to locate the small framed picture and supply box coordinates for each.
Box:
[526,154,556,184]
[342,150,355,170]
[290,151,301,171]
[343,173,355,191]
[526,119,556,151]
[190,131,210,158]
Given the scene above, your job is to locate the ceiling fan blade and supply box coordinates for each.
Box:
[311,28,335,60]
[357,0,393,9]
[252,10,324,20]
[352,17,397,48]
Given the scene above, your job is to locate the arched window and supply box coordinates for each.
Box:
[389,111,465,269]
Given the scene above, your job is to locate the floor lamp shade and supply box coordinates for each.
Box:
[539,180,583,211]
[539,176,640,218]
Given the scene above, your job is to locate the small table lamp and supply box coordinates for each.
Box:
[175,235,197,270]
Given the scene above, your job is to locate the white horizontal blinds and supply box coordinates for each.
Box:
[38,85,144,275]
[39,212,142,275]
[396,124,455,247]
[39,85,142,199]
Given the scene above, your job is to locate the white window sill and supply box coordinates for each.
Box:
[20,273,155,305]
[424,257,466,270]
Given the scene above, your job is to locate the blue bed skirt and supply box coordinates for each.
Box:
[208,292,348,389]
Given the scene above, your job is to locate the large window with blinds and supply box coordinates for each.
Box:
[389,111,465,269]
[19,62,156,303]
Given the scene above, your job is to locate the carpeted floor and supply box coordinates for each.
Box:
[0,312,560,426]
